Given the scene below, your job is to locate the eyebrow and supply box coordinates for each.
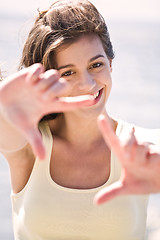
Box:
[89,54,105,62]
[57,54,105,70]
[57,64,74,70]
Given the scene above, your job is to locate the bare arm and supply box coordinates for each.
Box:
[0,112,28,152]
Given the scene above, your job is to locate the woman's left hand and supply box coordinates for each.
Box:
[94,114,160,205]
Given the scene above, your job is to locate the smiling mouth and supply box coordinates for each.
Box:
[92,88,103,100]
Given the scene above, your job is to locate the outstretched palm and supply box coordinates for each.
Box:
[94,114,160,205]
[0,64,94,159]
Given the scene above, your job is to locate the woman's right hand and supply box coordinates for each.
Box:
[0,64,94,159]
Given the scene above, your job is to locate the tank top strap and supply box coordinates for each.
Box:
[38,121,53,166]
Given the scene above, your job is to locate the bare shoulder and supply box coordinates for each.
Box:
[2,143,36,194]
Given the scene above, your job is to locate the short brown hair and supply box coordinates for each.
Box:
[20,0,114,70]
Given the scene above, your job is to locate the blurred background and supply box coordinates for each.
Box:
[0,0,160,239]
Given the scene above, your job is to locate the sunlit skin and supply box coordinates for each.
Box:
[49,34,114,144]
[47,35,117,189]
[94,114,160,205]
[1,34,159,200]
[0,64,95,159]
[56,35,112,109]
[0,34,117,193]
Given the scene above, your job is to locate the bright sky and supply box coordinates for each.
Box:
[1,0,160,22]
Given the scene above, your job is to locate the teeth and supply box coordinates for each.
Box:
[93,91,100,99]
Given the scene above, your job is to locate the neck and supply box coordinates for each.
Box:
[49,110,117,150]
[65,115,102,148]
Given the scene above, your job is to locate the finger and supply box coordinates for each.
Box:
[3,68,29,85]
[147,152,160,164]
[134,144,150,165]
[34,69,60,92]
[47,94,95,112]
[122,129,138,162]
[97,114,125,160]
[25,63,45,84]
[41,78,69,100]
[25,126,46,160]
[148,144,160,154]
[122,127,137,149]
[41,94,95,115]
[94,181,127,205]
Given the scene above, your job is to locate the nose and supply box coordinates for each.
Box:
[78,72,96,91]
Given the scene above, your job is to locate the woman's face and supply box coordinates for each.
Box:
[55,34,112,115]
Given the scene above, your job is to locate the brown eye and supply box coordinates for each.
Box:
[61,70,74,77]
[90,62,103,69]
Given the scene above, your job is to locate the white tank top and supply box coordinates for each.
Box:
[11,120,150,240]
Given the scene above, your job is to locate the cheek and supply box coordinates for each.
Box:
[98,70,112,86]
[102,72,112,99]
[104,81,112,102]
[105,79,112,93]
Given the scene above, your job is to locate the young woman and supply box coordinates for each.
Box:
[0,0,159,239]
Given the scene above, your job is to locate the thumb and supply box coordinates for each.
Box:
[94,181,127,205]
[25,126,46,160]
